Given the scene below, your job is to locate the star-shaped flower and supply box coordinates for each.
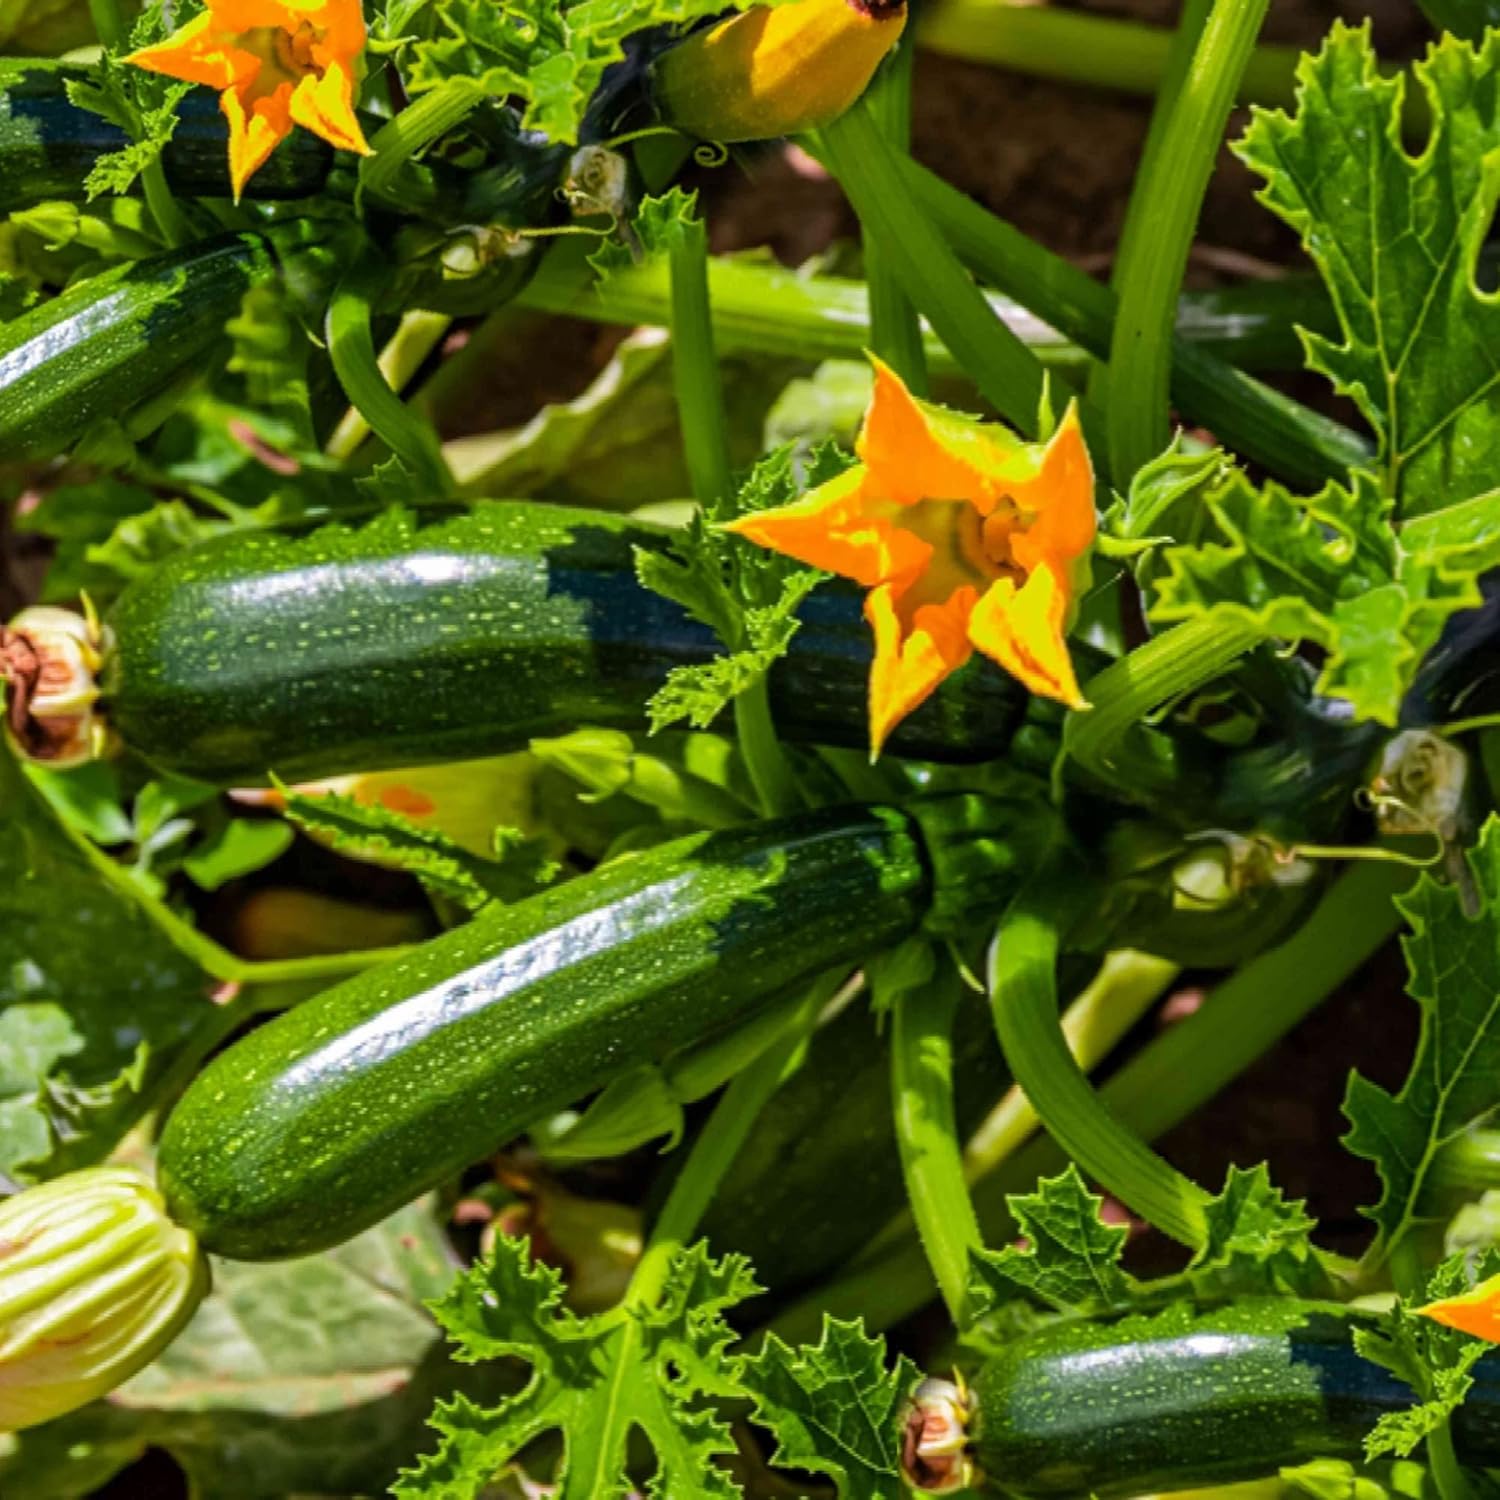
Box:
[724,358,1095,755]
[127,0,371,201]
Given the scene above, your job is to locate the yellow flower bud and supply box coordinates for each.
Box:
[0,1167,208,1432]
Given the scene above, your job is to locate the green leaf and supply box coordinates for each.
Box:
[398,1236,755,1499]
[966,1165,1132,1317]
[1139,459,1500,725]
[1357,1253,1498,1459]
[0,1199,513,1499]
[403,2,787,145]
[279,785,557,914]
[1236,24,1500,516]
[1197,1163,1318,1282]
[1344,816,1500,1260]
[742,1318,919,1500]
[64,49,190,200]
[181,818,294,891]
[637,442,849,731]
[0,739,205,1181]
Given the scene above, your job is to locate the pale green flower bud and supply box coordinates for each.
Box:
[0,1167,208,1432]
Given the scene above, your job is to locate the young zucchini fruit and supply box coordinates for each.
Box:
[652,0,908,142]
[952,1302,1500,1497]
[156,792,1052,1259]
[0,232,276,462]
[0,62,331,211]
[98,502,1034,782]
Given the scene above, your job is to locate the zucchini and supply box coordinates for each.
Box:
[965,1301,1500,1497]
[0,61,331,210]
[690,982,1005,1298]
[101,502,1034,782]
[157,792,1046,1259]
[0,232,275,463]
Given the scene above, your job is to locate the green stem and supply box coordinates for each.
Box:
[989,871,1211,1249]
[863,42,928,393]
[900,158,1371,487]
[667,207,734,510]
[891,971,983,1325]
[812,100,1053,438]
[87,0,124,47]
[325,309,454,462]
[1106,0,1271,480]
[626,977,835,1310]
[666,201,799,818]
[764,859,1410,1345]
[1431,1128,1500,1190]
[963,949,1180,1184]
[515,240,1327,378]
[325,249,454,493]
[1088,0,1209,412]
[1428,1426,1475,1500]
[917,1,1300,110]
[359,80,481,207]
[1062,614,1266,804]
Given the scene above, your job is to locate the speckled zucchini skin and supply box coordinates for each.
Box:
[0,62,332,211]
[0,233,271,462]
[103,501,1030,783]
[158,801,932,1259]
[972,1301,1500,1496]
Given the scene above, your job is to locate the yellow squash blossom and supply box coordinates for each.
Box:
[1418,1274,1500,1342]
[724,358,1095,756]
[127,0,371,200]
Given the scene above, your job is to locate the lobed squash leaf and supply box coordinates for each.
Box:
[1356,1252,1500,1459]
[1237,23,1500,517]
[1120,452,1500,725]
[741,1318,919,1500]
[1343,816,1500,1262]
[398,1235,754,1499]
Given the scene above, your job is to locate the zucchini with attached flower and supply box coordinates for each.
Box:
[909,1301,1500,1496]
[63,501,1037,782]
[156,790,1053,1259]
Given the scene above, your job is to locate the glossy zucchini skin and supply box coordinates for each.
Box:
[157,802,933,1259]
[0,232,273,463]
[971,1301,1500,1496]
[103,502,1031,783]
[0,62,331,210]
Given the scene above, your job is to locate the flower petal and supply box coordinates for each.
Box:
[721,466,928,589]
[1005,402,1096,573]
[1417,1276,1500,1343]
[289,62,370,154]
[865,580,977,758]
[222,81,293,201]
[126,13,240,89]
[857,356,1013,507]
[967,561,1087,708]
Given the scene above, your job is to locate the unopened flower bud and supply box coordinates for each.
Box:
[0,1167,208,1431]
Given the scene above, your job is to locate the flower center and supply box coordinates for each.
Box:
[241,21,322,92]
[899,497,1028,591]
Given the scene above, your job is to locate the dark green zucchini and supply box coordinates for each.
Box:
[101,501,1035,781]
[157,792,1046,1259]
[0,61,331,210]
[689,982,1009,1299]
[0,232,275,463]
[967,1301,1500,1497]
[691,958,1100,1300]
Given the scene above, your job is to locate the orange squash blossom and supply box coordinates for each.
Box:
[126,0,371,201]
[724,358,1095,756]
[1417,1275,1500,1343]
